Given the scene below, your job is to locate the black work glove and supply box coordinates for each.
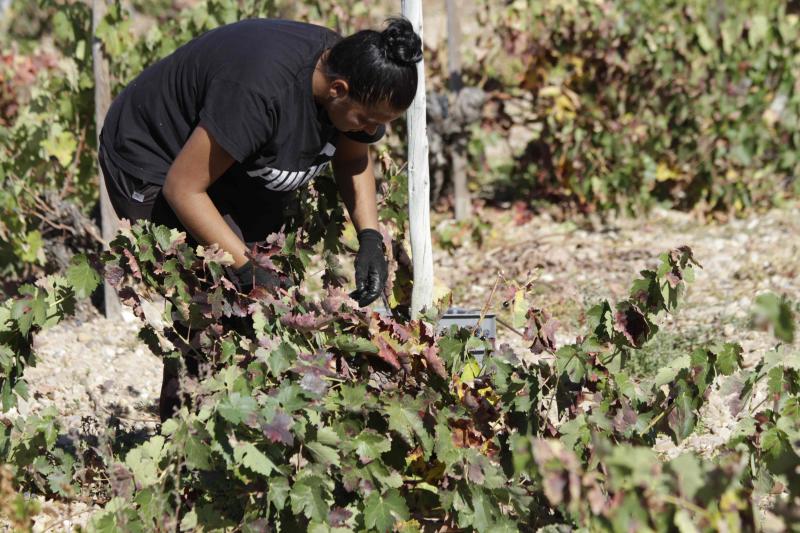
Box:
[349,229,388,307]
[229,260,279,293]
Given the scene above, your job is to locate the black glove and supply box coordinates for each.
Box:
[229,260,279,293]
[349,229,388,307]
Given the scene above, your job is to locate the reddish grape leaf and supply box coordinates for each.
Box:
[220,276,237,291]
[281,312,323,332]
[423,345,447,378]
[524,308,559,354]
[586,482,607,515]
[231,300,249,318]
[611,401,639,434]
[117,287,143,319]
[670,246,701,268]
[265,231,286,247]
[665,270,682,288]
[467,460,485,484]
[252,254,279,272]
[300,373,328,395]
[262,411,294,446]
[532,439,582,507]
[375,314,412,342]
[109,463,134,500]
[291,351,336,396]
[418,320,436,342]
[613,302,650,347]
[122,248,142,280]
[105,263,125,288]
[373,335,402,370]
[667,394,697,442]
[322,287,354,314]
[328,507,352,527]
[197,243,234,265]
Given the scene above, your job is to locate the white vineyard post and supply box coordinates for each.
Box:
[401,0,434,317]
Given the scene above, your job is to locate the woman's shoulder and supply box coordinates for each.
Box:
[197,19,339,91]
[208,18,340,49]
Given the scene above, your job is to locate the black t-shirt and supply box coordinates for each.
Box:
[100,19,385,189]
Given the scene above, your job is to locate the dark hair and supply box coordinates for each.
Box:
[324,17,423,110]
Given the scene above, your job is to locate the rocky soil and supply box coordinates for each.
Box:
[9,203,800,531]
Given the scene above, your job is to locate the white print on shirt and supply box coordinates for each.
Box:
[246,142,336,191]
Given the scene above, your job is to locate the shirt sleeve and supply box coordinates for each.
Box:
[199,78,275,163]
[342,124,386,144]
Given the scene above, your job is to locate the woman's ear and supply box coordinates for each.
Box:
[329,79,350,100]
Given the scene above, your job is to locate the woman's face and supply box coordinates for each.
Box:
[325,81,404,135]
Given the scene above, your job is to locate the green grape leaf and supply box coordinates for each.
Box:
[559,414,591,454]
[331,335,379,354]
[290,476,329,522]
[667,393,697,442]
[125,436,166,488]
[384,398,433,460]
[555,345,585,383]
[351,430,392,464]
[713,343,743,376]
[268,476,290,511]
[666,454,704,500]
[184,434,212,470]
[20,231,45,265]
[339,384,367,411]
[66,255,101,298]
[234,442,276,477]
[179,509,198,532]
[512,288,528,329]
[754,293,795,343]
[12,292,47,336]
[749,14,769,46]
[217,392,258,425]
[363,489,409,532]
[306,441,340,468]
[695,23,715,52]
[41,125,77,167]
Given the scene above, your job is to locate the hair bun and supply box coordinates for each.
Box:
[380,17,423,66]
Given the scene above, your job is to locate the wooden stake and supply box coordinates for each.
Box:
[446,0,463,92]
[92,0,121,319]
[446,0,472,221]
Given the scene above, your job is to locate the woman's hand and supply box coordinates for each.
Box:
[229,260,280,293]
[162,123,249,267]
[350,228,388,307]
[333,137,386,307]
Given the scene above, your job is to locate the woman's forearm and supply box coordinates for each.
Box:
[162,123,248,267]
[334,145,379,232]
[162,187,249,267]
